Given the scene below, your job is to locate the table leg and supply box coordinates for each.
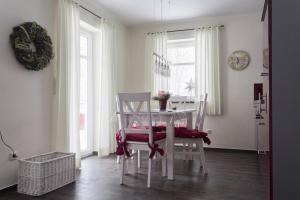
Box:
[166,122,174,180]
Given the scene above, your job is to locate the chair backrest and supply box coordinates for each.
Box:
[195,93,208,131]
[117,92,154,144]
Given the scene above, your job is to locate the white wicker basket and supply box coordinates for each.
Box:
[17,152,76,196]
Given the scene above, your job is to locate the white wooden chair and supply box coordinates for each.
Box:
[174,93,210,174]
[117,92,167,188]
[116,96,140,166]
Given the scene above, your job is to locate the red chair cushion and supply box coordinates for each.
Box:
[115,126,166,143]
[174,127,211,145]
[174,127,206,138]
[152,125,167,132]
[125,132,166,142]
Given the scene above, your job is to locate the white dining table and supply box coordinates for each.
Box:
[121,109,196,180]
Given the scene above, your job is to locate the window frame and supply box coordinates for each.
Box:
[79,28,94,158]
[167,37,196,98]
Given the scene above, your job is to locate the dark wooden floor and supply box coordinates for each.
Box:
[0,150,270,200]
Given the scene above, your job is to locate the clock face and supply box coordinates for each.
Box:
[228,50,250,70]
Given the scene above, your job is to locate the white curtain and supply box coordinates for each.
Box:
[144,32,168,95]
[195,27,221,115]
[93,19,117,156]
[52,0,81,168]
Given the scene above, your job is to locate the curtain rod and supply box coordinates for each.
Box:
[146,25,224,35]
[72,0,102,20]
[79,5,102,20]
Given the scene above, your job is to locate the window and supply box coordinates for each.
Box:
[167,38,195,97]
[79,30,93,157]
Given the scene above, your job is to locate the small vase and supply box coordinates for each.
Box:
[159,100,167,111]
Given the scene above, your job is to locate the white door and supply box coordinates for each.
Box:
[79,30,93,157]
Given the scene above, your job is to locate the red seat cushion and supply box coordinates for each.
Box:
[174,127,206,138]
[128,125,166,132]
[174,127,211,145]
[115,126,166,143]
[152,125,167,132]
[126,132,166,142]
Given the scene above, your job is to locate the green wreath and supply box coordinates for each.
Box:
[10,22,54,71]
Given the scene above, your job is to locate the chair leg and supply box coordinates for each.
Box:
[183,143,187,161]
[199,141,207,175]
[195,143,203,168]
[188,143,193,161]
[138,150,141,168]
[134,150,138,174]
[131,149,135,160]
[120,155,126,185]
[162,142,167,177]
[147,155,152,188]
[184,143,192,161]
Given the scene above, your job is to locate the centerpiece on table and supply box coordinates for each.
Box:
[152,91,170,111]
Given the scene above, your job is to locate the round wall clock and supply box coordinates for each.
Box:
[228,50,250,71]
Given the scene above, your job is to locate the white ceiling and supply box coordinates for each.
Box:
[94,0,264,26]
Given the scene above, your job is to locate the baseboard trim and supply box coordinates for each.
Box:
[0,184,17,192]
[204,147,259,154]
[90,149,266,156]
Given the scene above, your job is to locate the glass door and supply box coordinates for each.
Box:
[79,30,93,157]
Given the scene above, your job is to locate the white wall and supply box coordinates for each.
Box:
[0,0,129,190]
[126,13,263,150]
[0,0,56,189]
